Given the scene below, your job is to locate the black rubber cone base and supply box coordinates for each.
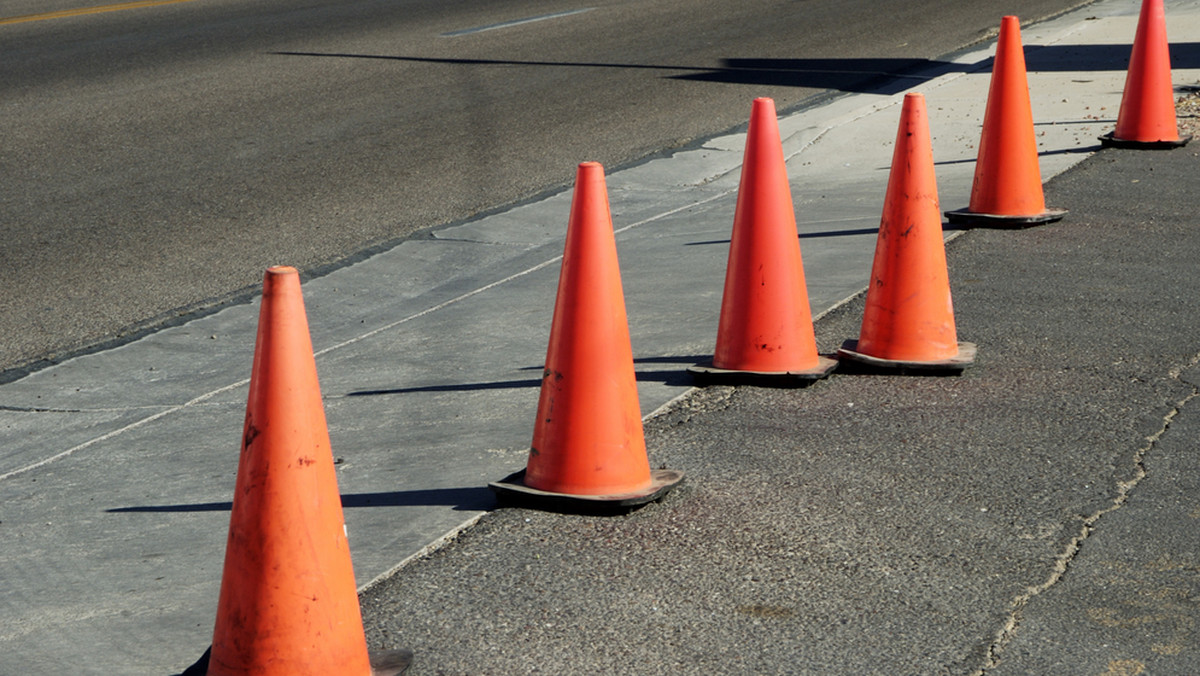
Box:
[177,647,211,676]
[945,207,1067,228]
[1099,131,1192,149]
[837,340,976,375]
[687,355,837,387]
[371,648,416,676]
[177,647,413,676]
[489,468,684,514]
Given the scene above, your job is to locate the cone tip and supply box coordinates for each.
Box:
[266,265,299,277]
[752,97,777,113]
[262,266,301,297]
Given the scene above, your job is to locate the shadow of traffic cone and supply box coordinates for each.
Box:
[489,163,682,513]
[201,266,410,676]
[688,97,836,386]
[839,93,976,373]
[1100,0,1192,148]
[946,16,1067,228]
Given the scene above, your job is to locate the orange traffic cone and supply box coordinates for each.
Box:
[688,97,836,386]
[202,267,409,676]
[839,93,976,372]
[489,163,682,512]
[1101,0,1192,148]
[946,16,1067,227]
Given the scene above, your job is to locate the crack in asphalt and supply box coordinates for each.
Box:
[973,352,1200,675]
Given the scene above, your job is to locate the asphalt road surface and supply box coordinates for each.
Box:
[1,0,1089,379]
